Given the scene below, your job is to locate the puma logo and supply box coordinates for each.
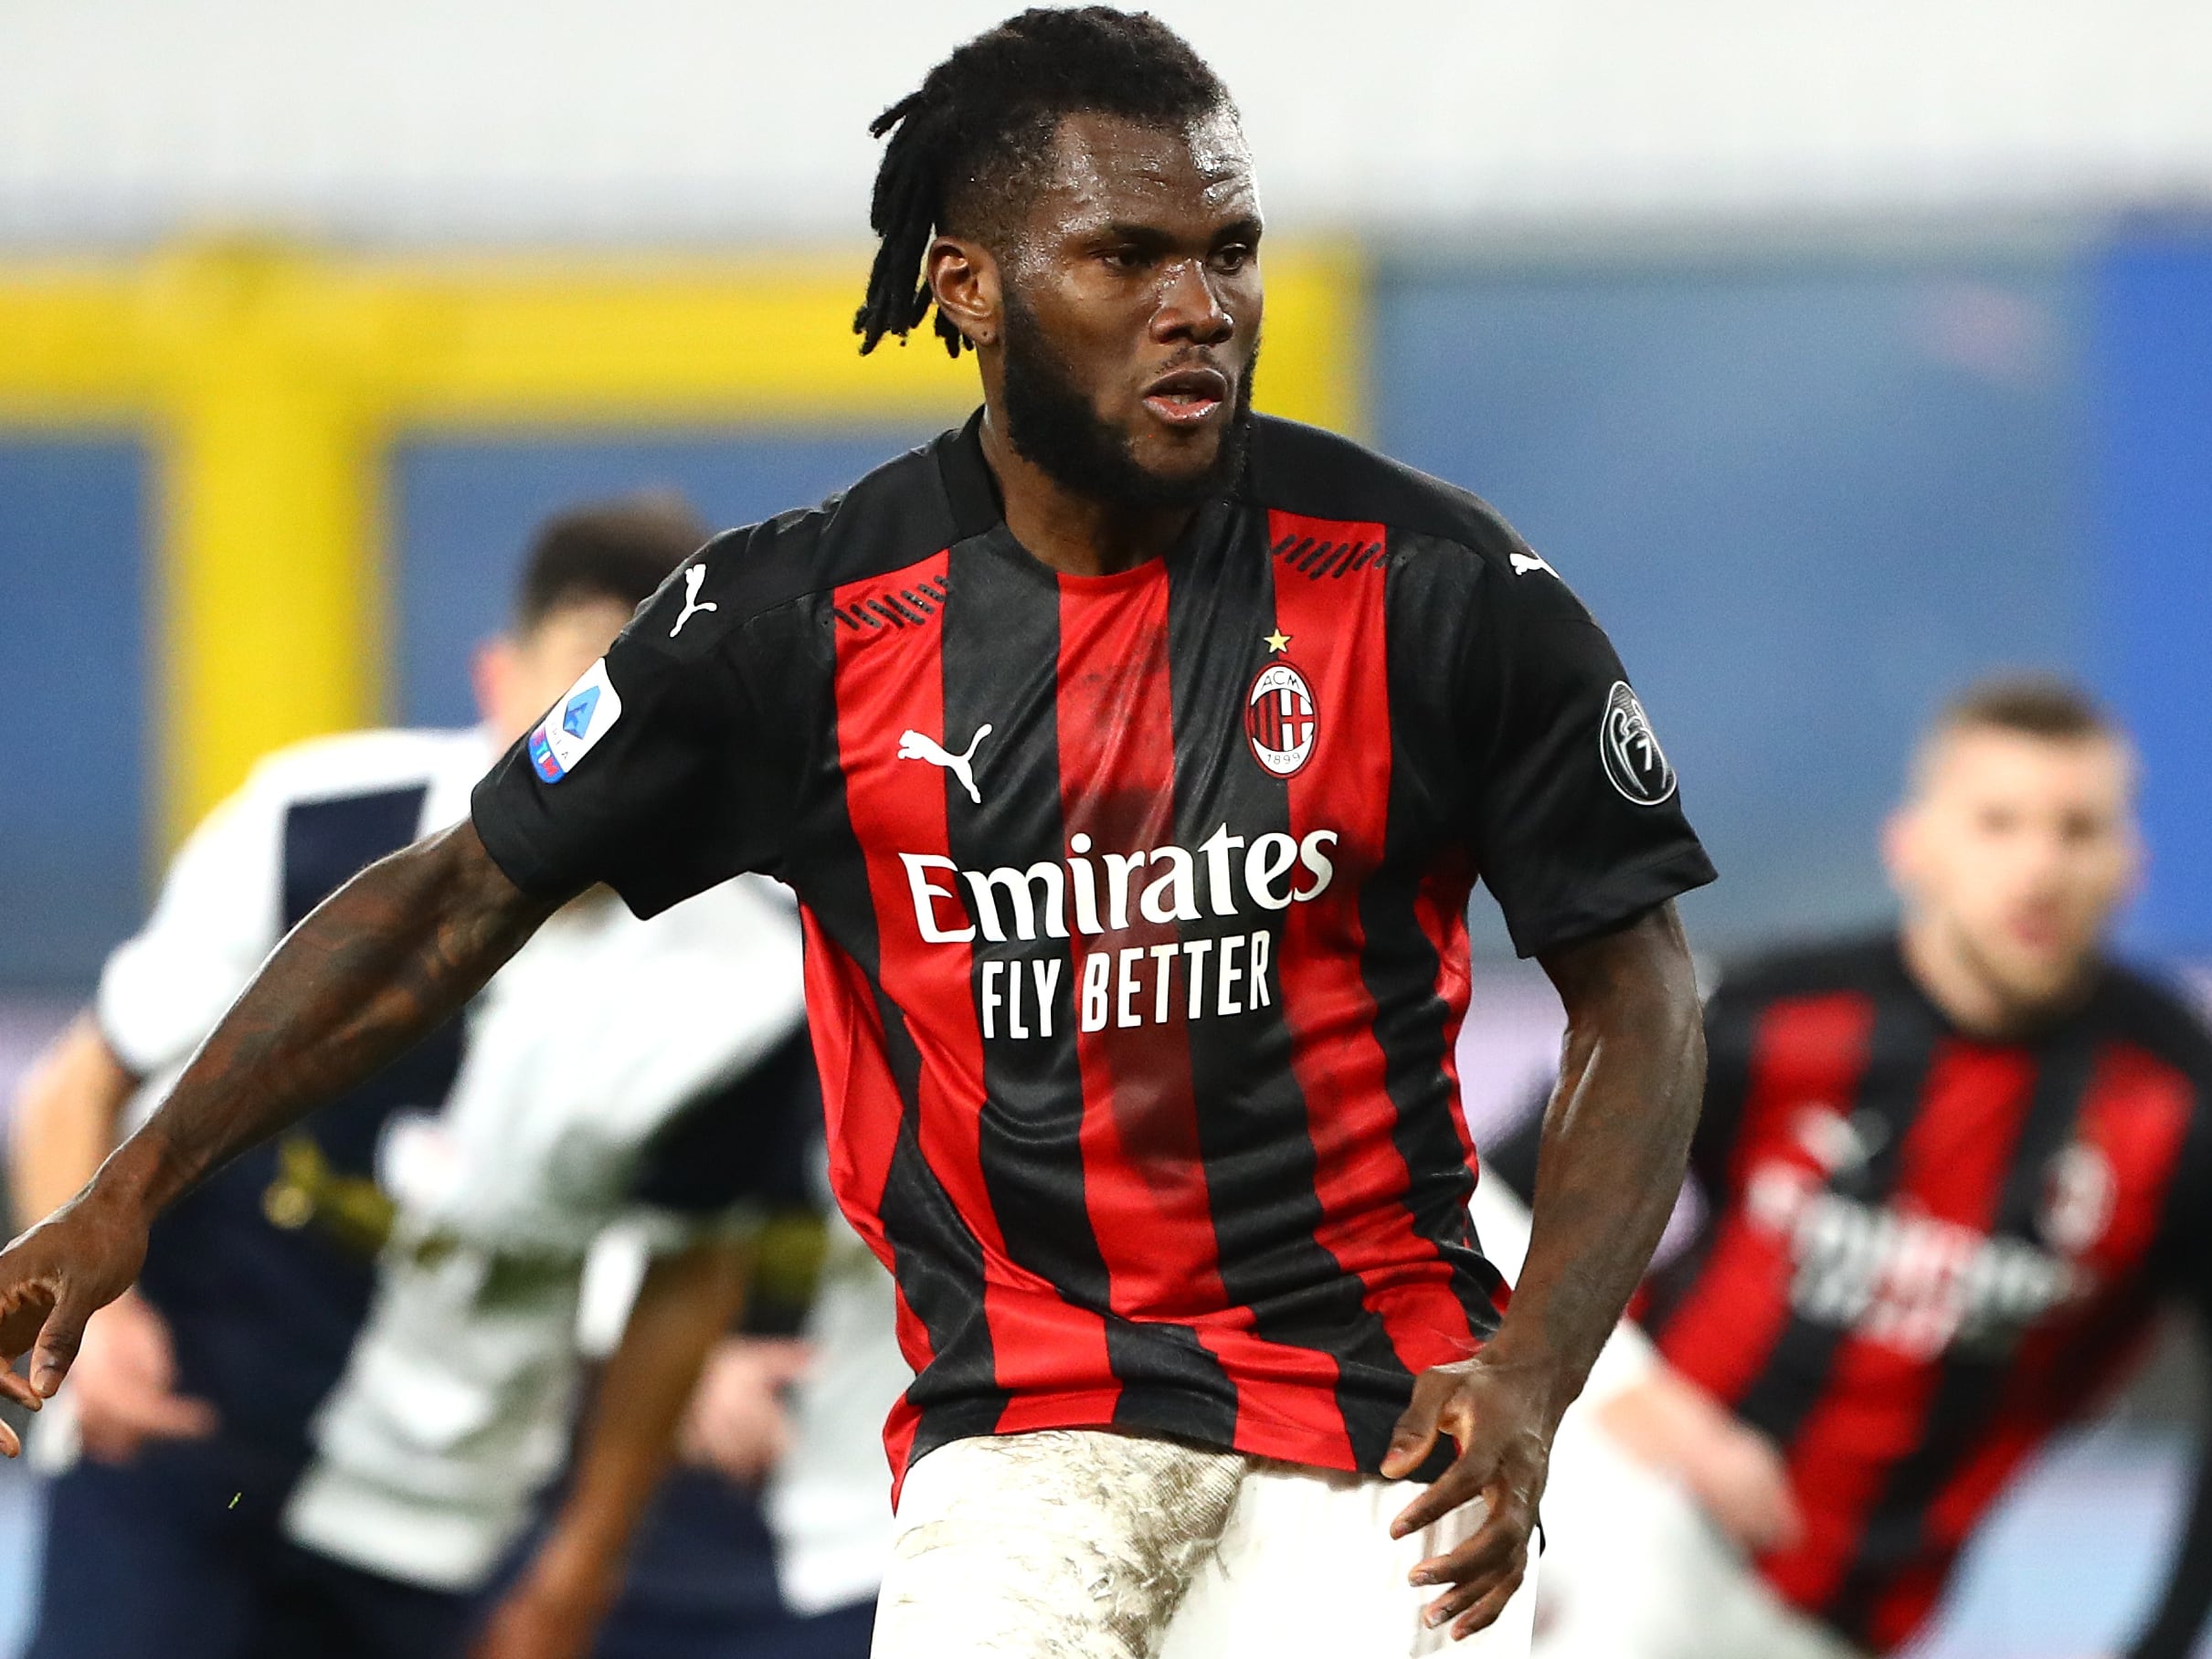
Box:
[898,724,993,806]
[1508,552,1558,578]
[669,565,719,638]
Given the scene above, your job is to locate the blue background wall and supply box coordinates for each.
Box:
[1373,248,2095,956]
[2087,225,2212,960]
[0,439,149,985]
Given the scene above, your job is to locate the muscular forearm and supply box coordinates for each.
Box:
[94,821,556,1220]
[10,1016,137,1227]
[1495,903,1704,1420]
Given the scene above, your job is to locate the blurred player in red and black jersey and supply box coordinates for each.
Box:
[1491,675,2212,1659]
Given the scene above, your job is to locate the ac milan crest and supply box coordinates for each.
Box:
[1246,661,1318,777]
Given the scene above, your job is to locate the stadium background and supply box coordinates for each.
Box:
[2,2,2209,1654]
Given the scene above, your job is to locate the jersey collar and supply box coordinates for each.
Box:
[937,408,1003,544]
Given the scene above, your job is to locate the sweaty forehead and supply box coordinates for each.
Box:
[1027,107,1256,232]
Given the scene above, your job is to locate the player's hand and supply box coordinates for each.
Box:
[0,1182,154,1447]
[1381,1354,1555,1643]
[471,1535,618,1659]
[675,1336,811,1486]
[1593,1368,1803,1554]
[67,1289,218,1464]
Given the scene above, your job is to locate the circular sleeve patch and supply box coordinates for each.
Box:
[1598,681,1678,806]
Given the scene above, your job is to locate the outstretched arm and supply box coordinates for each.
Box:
[0,820,563,1411]
[1382,901,1705,1640]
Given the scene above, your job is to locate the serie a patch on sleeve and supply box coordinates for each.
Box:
[528,659,623,783]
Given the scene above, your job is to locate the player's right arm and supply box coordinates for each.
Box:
[0,819,566,1416]
[0,530,774,1420]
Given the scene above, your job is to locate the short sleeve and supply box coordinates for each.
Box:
[1463,551,1715,956]
[471,544,794,918]
[95,776,284,1077]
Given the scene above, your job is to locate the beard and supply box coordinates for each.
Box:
[1000,289,1257,510]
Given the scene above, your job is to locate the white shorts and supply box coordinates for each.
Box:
[872,1428,1539,1659]
[1531,1420,1865,1659]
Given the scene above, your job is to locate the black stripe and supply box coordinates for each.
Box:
[1730,971,1948,1448]
[941,538,1236,1437]
[1369,551,1504,1347]
[1824,1025,2102,1640]
[801,598,1009,1456]
[1167,507,1407,1467]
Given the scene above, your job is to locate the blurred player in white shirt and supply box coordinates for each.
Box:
[9,497,808,1659]
[500,1158,911,1659]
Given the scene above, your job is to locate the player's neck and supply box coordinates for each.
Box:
[979,407,1198,578]
[1899,919,2093,1041]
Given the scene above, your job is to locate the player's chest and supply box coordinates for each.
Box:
[813,544,1401,871]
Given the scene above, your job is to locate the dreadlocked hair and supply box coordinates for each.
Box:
[854,7,1230,356]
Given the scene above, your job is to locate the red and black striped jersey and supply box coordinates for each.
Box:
[1647,936,2212,1652]
[472,412,1715,1489]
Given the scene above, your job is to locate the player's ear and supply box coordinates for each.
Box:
[1880,804,1922,901]
[927,235,1001,350]
[472,638,515,730]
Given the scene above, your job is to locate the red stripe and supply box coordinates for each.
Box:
[1860,1041,2195,1645]
[1660,992,1878,1405]
[1269,511,1477,1377]
[1053,565,1214,1414]
[1761,1041,2037,1611]
[831,556,1117,1450]
[1055,563,1358,1463]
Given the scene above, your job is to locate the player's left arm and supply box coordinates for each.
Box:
[1384,534,1715,1639]
[472,1237,749,1659]
[1384,901,1704,1639]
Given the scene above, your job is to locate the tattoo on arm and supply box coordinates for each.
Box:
[112,820,564,1216]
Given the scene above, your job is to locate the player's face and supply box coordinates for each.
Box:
[996,108,1264,506]
[1887,728,2140,1012]
[474,597,635,745]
